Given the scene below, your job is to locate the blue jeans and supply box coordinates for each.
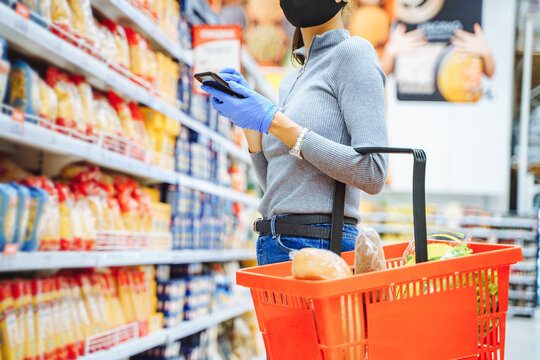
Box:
[256,217,358,265]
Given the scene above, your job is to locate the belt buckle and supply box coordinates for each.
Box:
[253,218,262,232]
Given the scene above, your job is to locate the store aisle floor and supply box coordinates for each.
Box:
[505,312,540,359]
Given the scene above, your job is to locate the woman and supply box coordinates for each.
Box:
[201,0,388,265]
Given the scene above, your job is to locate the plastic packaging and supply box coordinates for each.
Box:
[12,280,35,360]
[50,0,72,33]
[45,68,77,131]
[101,20,130,69]
[38,78,59,124]
[66,0,95,45]
[55,183,75,251]
[72,75,95,136]
[0,184,17,252]
[0,281,23,360]
[8,183,30,250]
[107,91,137,142]
[291,248,352,280]
[124,27,148,80]
[0,38,9,106]
[21,186,47,252]
[8,60,40,118]
[402,230,473,265]
[354,226,386,274]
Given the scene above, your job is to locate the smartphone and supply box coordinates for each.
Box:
[194,72,246,98]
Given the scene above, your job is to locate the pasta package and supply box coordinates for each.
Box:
[39,0,52,24]
[8,60,40,118]
[66,0,96,45]
[54,277,78,359]
[55,183,75,251]
[129,102,151,149]
[107,91,137,142]
[50,0,72,33]
[0,281,23,360]
[71,76,95,136]
[45,67,76,131]
[38,78,58,124]
[354,226,386,274]
[124,28,148,79]
[66,278,91,353]
[75,274,105,335]
[0,184,18,252]
[101,20,130,69]
[8,184,30,249]
[0,39,9,107]
[12,281,36,360]
[50,279,68,360]
[21,187,47,252]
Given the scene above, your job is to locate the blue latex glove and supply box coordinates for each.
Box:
[201,80,278,134]
[219,67,250,88]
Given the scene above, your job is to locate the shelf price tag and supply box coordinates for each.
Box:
[9,109,25,137]
[3,244,18,256]
[13,3,30,34]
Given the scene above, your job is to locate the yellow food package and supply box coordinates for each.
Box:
[0,184,18,251]
[116,270,135,323]
[94,274,116,329]
[46,67,86,134]
[75,275,105,335]
[0,281,22,360]
[11,281,25,360]
[107,275,126,327]
[55,184,74,251]
[89,274,109,331]
[31,279,54,360]
[38,78,58,122]
[50,0,72,31]
[55,277,78,359]
[66,0,96,44]
[12,281,36,360]
[72,76,95,136]
[67,279,90,353]
[125,28,148,79]
[107,91,137,141]
[50,279,68,360]
[8,60,40,117]
[101,21,130,69]
[38,190,60,251]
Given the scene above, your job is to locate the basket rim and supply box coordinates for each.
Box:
[236,241,523,299]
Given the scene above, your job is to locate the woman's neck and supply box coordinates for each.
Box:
[301,12,344,58]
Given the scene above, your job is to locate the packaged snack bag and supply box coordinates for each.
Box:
[38,78,58,124]
[54,278,77,360]
[0,281,23,360]
[0,184,18,251]
[124,28,148,80]
[8,184,30,250]
[100,21,130,69]
[21,187,47,252]
[45,68,76,131]
[55,183,75,251]
[8,60,40,118]
[66,0,95,45]
[71,76,95,136]
[50,0,72,34]
[21,177,60,251]
[107,91,137,142]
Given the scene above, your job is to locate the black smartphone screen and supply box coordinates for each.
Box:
[194,72,246,98]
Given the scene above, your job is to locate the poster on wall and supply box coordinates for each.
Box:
[192,25,242,94]
[394,0,492,102]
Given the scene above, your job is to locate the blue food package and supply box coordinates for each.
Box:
[22,186,47,251]
[9,183,30,248]
[7,59,41,119]
[0,38,9,105]
[0,183,18,250]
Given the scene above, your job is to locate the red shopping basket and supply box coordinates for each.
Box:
[237,148,523,360]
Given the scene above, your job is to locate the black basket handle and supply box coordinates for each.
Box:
[329,147,428,263]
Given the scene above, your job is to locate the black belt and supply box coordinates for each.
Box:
[253,214,357,240]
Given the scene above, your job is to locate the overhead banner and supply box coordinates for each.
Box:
[395,0,486,102]
[192,25,242,94]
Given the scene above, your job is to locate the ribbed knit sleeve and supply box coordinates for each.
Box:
[250,150,268,192]
[301,39,388,195]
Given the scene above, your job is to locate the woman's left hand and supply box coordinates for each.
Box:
[202,81,278,134]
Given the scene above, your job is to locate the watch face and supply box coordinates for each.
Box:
[397,0,445,24]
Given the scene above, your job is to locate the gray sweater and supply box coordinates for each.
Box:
[250,29,388,221]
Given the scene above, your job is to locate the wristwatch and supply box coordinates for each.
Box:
[289,127,309,159]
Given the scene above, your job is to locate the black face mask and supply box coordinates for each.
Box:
[280,0,346,28]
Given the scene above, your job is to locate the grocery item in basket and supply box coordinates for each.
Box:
[21,186,47,251]
[291,248,352,280]
[8,183,30,249]
[0,281,23,360]
[72,75,96,136]
[66,0,95,45]
[101,20,130,69]
[8,60,40,118]
[50,0,72,33]
[402,231,473,265]
[38,78,58,123]
[354,226,386,274]
[0,184,17,252]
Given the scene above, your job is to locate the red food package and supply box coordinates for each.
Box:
[128,102,150,148]
[124,27,149,83]
[46,68,86,135]
[107,91,137,142]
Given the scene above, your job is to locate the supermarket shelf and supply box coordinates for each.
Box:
[509,289,536,301]
[0,114,259,206]
[0,4,250,164]
[0,248,255,272]
[508,305,535,317]
[510,275,538,285]
[80,301,253,360]
[511,262,538,272]
[90,0,190,64]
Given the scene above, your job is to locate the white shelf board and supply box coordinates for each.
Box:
[90,0,188,63]
[0,114,259,206]
[0,248,255,272]
[80,301,253,360]
[0,3,249,164]
[509,275,537,286]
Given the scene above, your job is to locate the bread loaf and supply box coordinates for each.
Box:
[354,226,386,274]
[292,248,352,280]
